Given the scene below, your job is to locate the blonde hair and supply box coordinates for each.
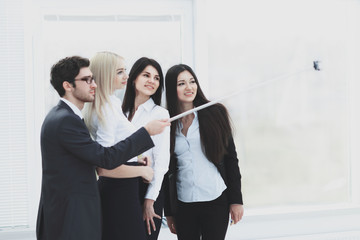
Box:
[83,51,124,132]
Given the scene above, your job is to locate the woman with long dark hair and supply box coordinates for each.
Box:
[123,57,170,240]
[164,64,244,240]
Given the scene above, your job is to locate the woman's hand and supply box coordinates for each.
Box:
[138,155,151,166]
[141,166,154,183]
[143,199,161,235]
[229,204,244,225]
[166,216,177,234]
[96,167,104,176]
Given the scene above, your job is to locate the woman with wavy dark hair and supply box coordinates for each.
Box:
[123,57,170,240]
[164,64,244,240]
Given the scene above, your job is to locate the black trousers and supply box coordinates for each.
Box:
[174,191,230,240]
[139,180,165,240]
[98,165,147,240]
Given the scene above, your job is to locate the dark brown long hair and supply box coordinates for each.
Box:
[122,57,164,119]
[165,64,232,164]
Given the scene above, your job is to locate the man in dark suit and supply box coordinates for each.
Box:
[36,56,170,240]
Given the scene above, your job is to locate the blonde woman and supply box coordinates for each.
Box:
[83,52,161,240]
[94,57,170,240]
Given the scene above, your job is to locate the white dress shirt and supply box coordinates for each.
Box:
[60,98,83,119]
[89,95,136,147]
[127,98,170,201]
[175,111,227,202]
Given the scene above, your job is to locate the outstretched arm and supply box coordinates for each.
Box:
[58,114,154,169]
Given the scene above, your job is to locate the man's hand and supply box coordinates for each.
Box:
[144,119,170,136]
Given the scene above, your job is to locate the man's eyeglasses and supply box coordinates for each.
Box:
[74,76,95,84]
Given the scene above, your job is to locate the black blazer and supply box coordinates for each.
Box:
[36,101,154,240]
[164,136,243,216]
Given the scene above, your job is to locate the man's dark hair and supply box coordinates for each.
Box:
[50,56,90,97]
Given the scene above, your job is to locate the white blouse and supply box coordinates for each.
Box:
[127,98,170,201]
[89,95,136,147]
[175,111,226,202]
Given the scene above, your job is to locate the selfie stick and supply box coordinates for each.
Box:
[169,61,322,122]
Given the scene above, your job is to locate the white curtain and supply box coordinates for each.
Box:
[0,0,29,230]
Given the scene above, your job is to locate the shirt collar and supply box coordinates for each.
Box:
[177,110,198,131]
[60,98,83,119]
[139,98,155,112]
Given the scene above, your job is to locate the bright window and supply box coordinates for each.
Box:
[205,0,359,209]
[41,13,191,110]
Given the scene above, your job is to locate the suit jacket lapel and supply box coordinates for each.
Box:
[58,100,74,113]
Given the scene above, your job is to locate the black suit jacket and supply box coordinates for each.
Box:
[36,100,154,240]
